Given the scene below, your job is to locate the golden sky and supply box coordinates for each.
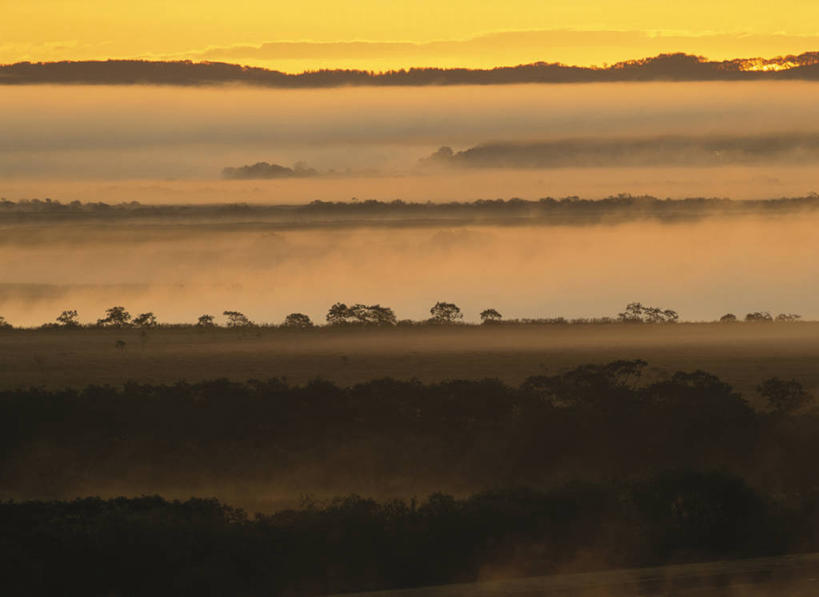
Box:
[3,0,819,71]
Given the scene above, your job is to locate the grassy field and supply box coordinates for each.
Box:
[2,323,818,401]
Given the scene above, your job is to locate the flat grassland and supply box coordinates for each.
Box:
[2,323,817,400]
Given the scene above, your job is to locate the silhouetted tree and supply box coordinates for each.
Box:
[480,308,502,324]
[745,311,773,322]
[618,302,678,323]
[371,305,398,326]
[196,314,216,327]
[0,316,11,329]
[720,313,738,323]
[618,302,646,323]
[283,313,313,328]
[350,304,397,326]
[758,378,813,413]
[429,301,463,324]
[325,303,397,326]
[326,302,354,325]
[97,306,131,328]
[223,311,252,328]
[56,310,79,327]
[132,312,158,328]
[776,313,802,322]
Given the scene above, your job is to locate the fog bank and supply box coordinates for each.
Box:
[1,214,817,326]
[3,82,819,184]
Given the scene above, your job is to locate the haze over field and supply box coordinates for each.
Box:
[2,82,819,202]
[1,213,817,327]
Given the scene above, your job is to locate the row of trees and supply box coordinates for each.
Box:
[4,360,819,594]
[5,472,813,596]
[721,311,802,322]
[0,303,806,330]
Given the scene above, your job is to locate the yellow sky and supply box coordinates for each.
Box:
[3,0,819,71]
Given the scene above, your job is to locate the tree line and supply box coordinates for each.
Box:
[4,471,816,596]
[4,53,819,88]
[3,362,819,594]
[4,361,817,506]
[4,195,819,225]
[0,302,805,330]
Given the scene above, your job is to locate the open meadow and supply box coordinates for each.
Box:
[2,322,818,400]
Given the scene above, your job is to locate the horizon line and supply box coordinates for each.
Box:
[2,51,819,85]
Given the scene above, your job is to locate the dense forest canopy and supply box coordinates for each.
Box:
[4,363,819,594]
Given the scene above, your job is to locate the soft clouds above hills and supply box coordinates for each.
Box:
[180,31,819,72]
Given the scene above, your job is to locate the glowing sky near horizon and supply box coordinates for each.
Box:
[3,1,819,70]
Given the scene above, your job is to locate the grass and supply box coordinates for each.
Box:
[2,322,818,401]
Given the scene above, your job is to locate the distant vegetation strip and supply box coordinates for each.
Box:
[3,195,819,225]
[420,135,819,168]
[4,472,817,596]
[227,133,819,178]
[4,361,819,594]
[3,53,819,86]
[0,302,803,330]
[5,361,815,493]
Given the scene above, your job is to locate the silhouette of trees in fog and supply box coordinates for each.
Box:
[429,301,463,324]
[56,309,79,327]
[617,302,679,323]
[132,312,157,328]
[96,306,131,328]
[223,310,253,328]
[196,314,216,327]
[746,311,774,322]
[0,316,11,329]
[0,300,812,330]
[283,312,314,328]
[480,308,502,324]
[326,303,397,326]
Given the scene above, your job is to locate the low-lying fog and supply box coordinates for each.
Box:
[1,214,817,326]
[2,81,818,326]
[1,82,819,201]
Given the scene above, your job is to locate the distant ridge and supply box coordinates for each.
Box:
[3,53,819,86]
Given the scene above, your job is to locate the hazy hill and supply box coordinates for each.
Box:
[3,53,819,86]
